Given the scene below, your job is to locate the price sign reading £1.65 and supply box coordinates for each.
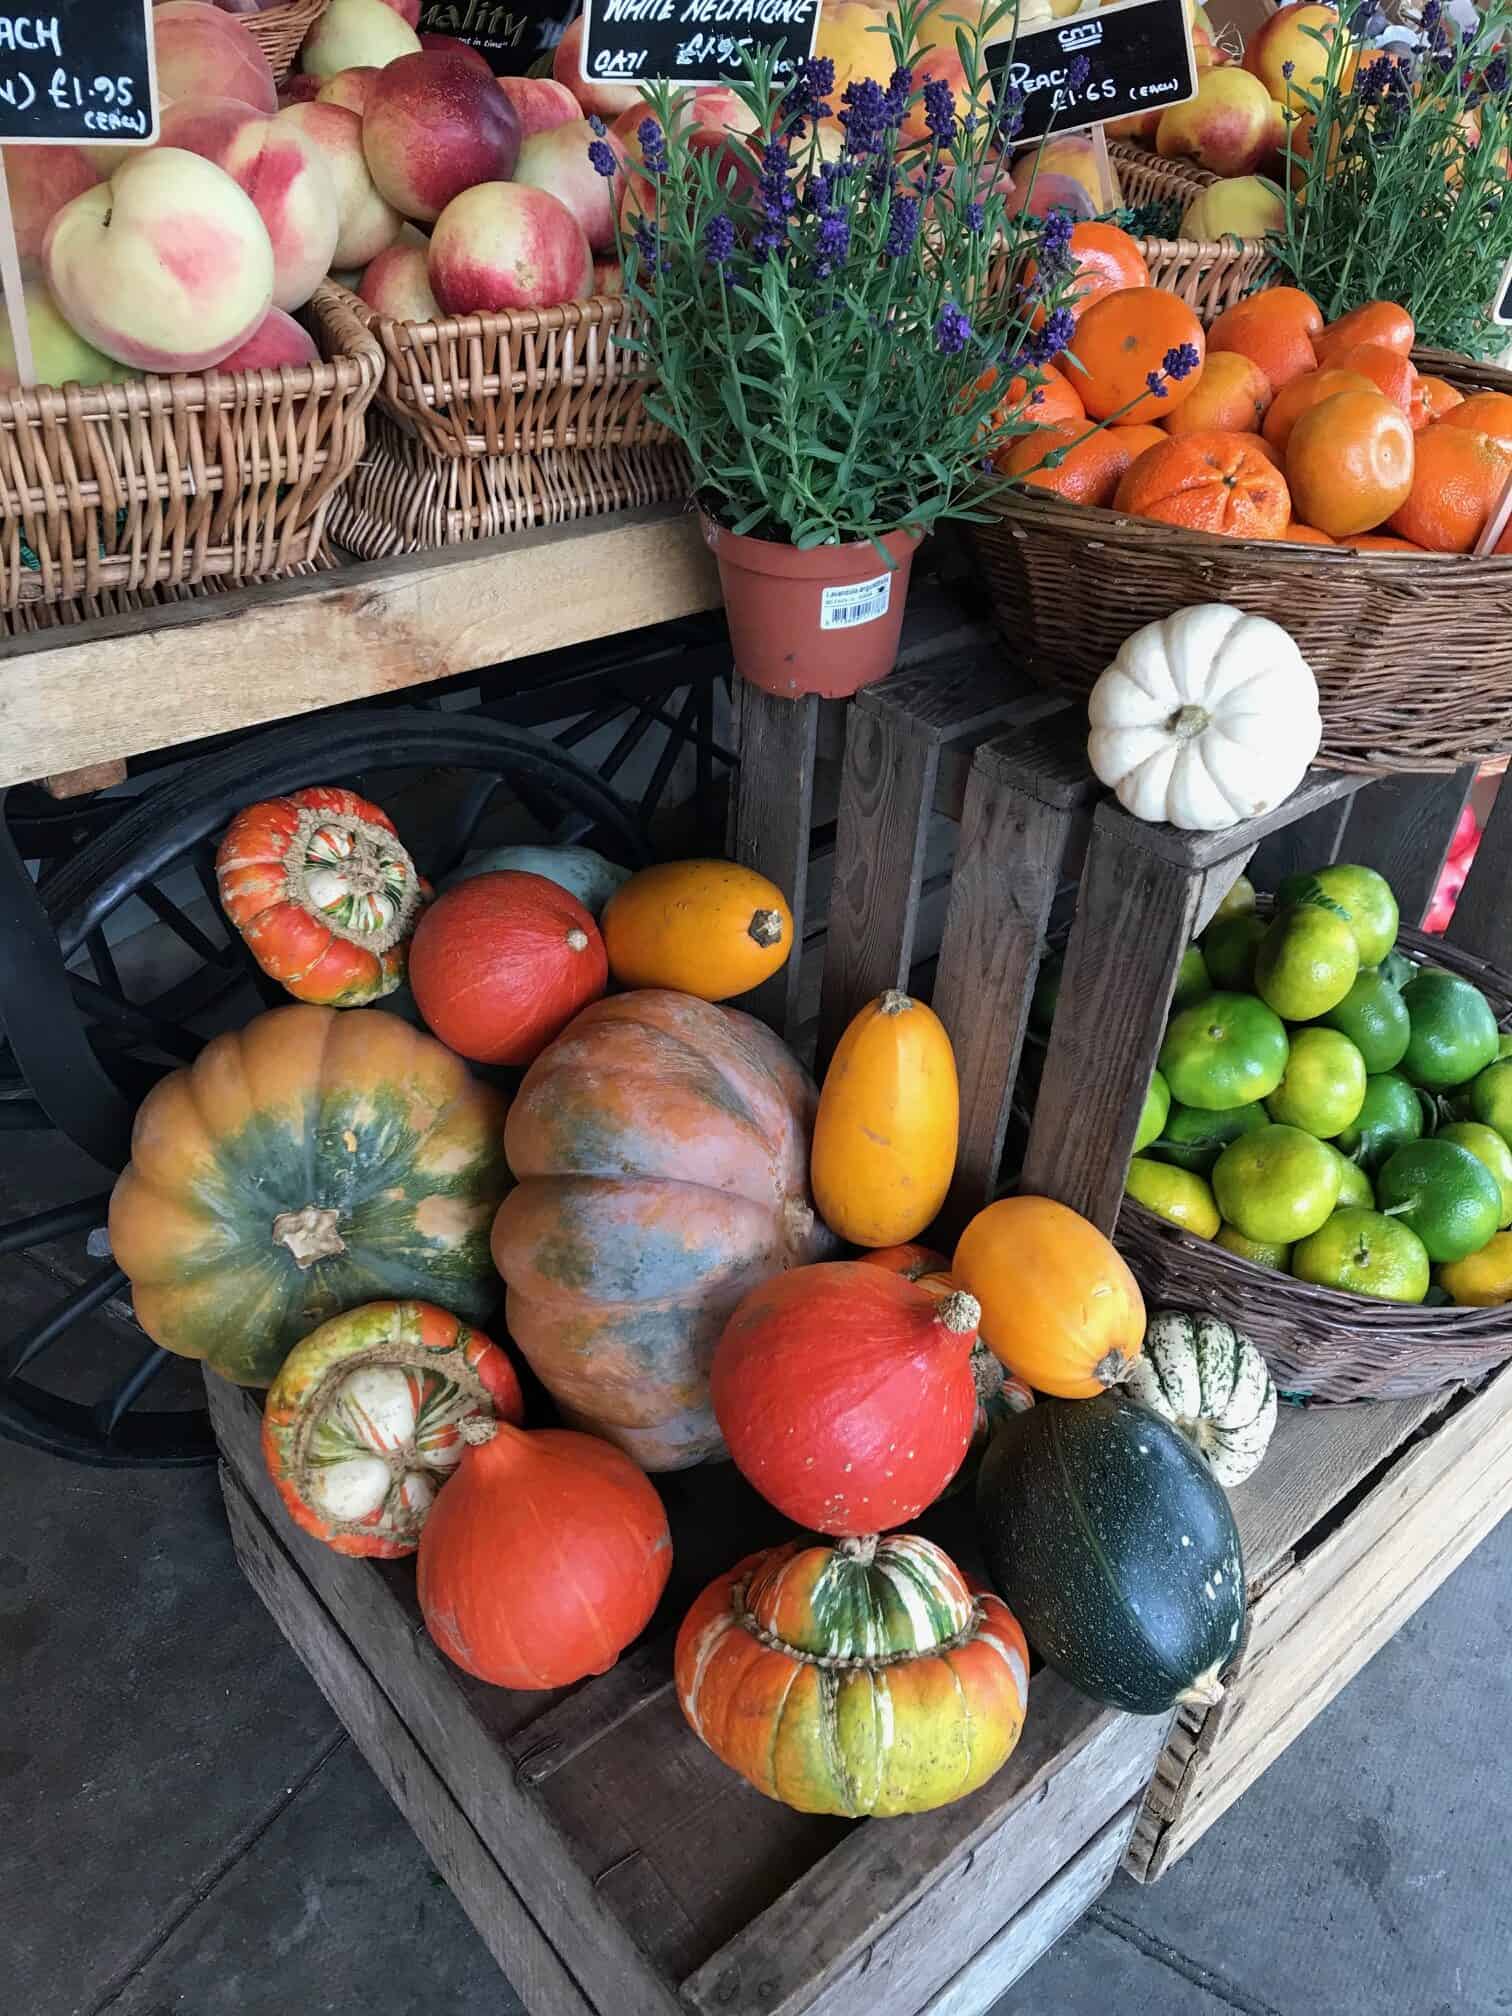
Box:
[0,2,158,145]
[986,0,1196,148]
[580,0,821,91]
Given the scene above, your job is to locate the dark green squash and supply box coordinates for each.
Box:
[975,1392,1245,1715]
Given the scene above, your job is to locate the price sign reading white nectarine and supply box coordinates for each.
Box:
[580,0,820,90]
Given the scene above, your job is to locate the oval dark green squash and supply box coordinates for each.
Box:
[975,1392,1245,1715]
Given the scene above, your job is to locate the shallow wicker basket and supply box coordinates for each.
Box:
[0,283,379,609]
[246,0,327,84]
[1115,924,1512,1404]
[1110,140,1278,319]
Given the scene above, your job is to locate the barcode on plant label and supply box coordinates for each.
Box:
[820,573,892,630]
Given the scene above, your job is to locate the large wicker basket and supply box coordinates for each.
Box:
[1116,924,1512,1403]
[0,284,378,609]
[1110,140,1278,318]
[246,0,327,84]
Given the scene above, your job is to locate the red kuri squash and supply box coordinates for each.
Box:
[416,1416,672,1689]
[408,871,609,1067]
[710,1261,980,1533]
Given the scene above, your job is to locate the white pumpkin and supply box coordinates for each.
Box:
[1124,1309,1277,1488]
[1088,604,1322,832]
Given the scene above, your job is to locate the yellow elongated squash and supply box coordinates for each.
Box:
[600,859,792,1001]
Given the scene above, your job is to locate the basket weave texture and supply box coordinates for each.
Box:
[1116,923,1512,1403]
[1110,140,1278,317]
[0,284,379,609]
[245,0,327,84]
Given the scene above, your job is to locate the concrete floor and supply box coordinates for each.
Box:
[8,1217,1512,2016]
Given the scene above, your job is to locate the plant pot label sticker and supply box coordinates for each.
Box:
[820,573,892,630]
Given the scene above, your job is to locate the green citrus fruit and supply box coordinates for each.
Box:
[1214,1222,1292,1270]
[1158,992,1289,1111]
[1329,1148,1374,1210]
[1254,906,1360,1020]
[1134,1071,1171,1153]
[1029,951,1061,1037]
[1172,945,1212,1011]
[1124,1157,1220,1238]
[1212,874,1256,923]
[1212,1123,1343,1243]
[1470,1058,1512,1144]
[1318,970,1411,1073]
[1499,1033,1512,1061]
[1398,971,1499,1090]
[1276,864,1399,966]
[1201,914,1267,992]
[1435,1121,1512,1228]
[1265,1026,1368,1138]
[1291,1208,1430,1303]
[1375,1139,1502,1262]
[1335,1071,1426,1172]
[1378,948,1417,992]
[1148,1099,1267,1174]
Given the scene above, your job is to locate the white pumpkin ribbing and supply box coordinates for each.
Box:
[1125,1310,1278,1488]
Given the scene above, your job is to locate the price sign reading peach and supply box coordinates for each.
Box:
[986,0,1195,145]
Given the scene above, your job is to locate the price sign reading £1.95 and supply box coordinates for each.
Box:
[0,2,158,146]
[580,0,821,91]
[986,0,1196,148]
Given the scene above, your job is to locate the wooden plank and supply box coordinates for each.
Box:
[1100,769,1367,870]
[221,1465,594,2016]
[1337,767,1478,927]
[43,758,127,798]
[1447,772,1512,967]
[728,679,820,1037]
[1246,797,1355,893]
[0,509,720,789]
[919,1802,1139,2016]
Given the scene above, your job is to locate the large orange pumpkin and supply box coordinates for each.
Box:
[491,990,834,1470]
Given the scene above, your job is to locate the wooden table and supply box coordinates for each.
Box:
[0,508,720,797]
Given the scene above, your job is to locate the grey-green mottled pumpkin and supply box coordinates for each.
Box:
[1124,1311,1277,1488]
[441,844,630,916]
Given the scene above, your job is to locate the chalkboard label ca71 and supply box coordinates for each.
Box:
[986,0,1195,148]
[580,0,821,91]
[0,2,158,147]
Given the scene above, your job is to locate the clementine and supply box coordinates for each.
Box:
[1067,286,1206,424]
[1262,367,1377,453]
[1207,285,1322,391]
[1440,391,1512,451]
[981,363,1085,465]
[1330,341,1418,414]
[1024,222,1151,326]
[1242,432,1286,471]
[1002,419,1166,505]
[1409,374,1465,431]
[1285,388,1414,537]
[1314,300,1415,363]
[1281,521,1337,545]
[1113,429,1291,538]
[1347,533,1430,552]
[1161,351,1271,436]
[1386,422,1512,552]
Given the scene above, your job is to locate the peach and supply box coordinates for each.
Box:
[1008,168,1097,222]
[1245,2,1353,112]
[593,256,623,297]
[279,74,323,106]
[421,33,494,75]
[815,1,891,96]
[359,238,440,318]
[900,46,970,144]
[317,66,381,113]
[377,0,421,21]
[609,86,759,155]
[514,120,622,254]
[498,75,582,139]
[1182,173,1286,239]
[1,146,101,269]
[44,148,275,372]
[277,101,404,266]
[0,280,129,390]
[217,307,322,371]
[1106,108,1162,144]
[428,182,593,313]
[300,0,422,77]
[362,53,522,223]
[552,16,640,121]
[153,2,279,113]
[161,99,340,311]
[1015,134,1120,213]
[1156,66,1275,177]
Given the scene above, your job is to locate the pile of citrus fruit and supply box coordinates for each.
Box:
[1101,864,1512,1308]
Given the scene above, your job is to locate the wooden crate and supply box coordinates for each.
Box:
[210,1374,1173,2016]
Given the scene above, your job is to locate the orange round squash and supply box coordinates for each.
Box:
[811,990,959,1248]
[858,1242,949,1280]
[417,1414,671,1689]
[408,870,608,1066]
[711,1261,980,1533]
[951,1196,1146,1397]
[600,859,792,1001]
[491,990,833,1470]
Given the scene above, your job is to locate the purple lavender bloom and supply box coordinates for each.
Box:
[1144,370,1170,400]
[632,218,665,273]
[1162,342,1201,381]
[637,118,668,175]
[1067,54,1091,91]
[588,114,606,136]
[588,138,618,178]
[758,136,797,231]
[840,77,890,155]
[791,53,835,120]
[1030,306,1075,363]
[884,64,914,124]
[923,75,957,143]
[936,302,972,354]
[997,83,1025,141]
[813,210,851,276]
[1039,207,1074,269]
[882,193,920,258]
[965,200,984,233]
[704,214,736,268]
[1281,58,1295,79]
[1488,53,1510,92]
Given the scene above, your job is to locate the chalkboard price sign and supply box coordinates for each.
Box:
[1492,250,1512,328]
[986,0,1195,148]
[580,0,821,90]
[0,1,158,147]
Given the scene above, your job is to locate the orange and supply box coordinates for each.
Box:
[981,364,1085,465]
[1207,285,1322,391]
[1241,432,1285,471]
[1113,429,1291,538]
[1330,341,1418,414]
[1023,222,1150,327]
[1000,420,1167,505]
[1161,351,1271,436]
[1386,422,1512,552]
[1410,374,1464,431]
[1440,391,1512,451]
[1285,387,1414,537]
[1314,300,1415,363]
[1347,533,1430,552]
[1068,286,1207,425]
[1281,521,1337,545]
[1262,366,1377,453]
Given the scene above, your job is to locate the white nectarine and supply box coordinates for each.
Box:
[362,52,522,223]
[0,281,129,390]
[359,240,441,319]
[301,0,422,76]
[317,66,381,113]
[428,182,593,313]
[2,146,101,268]
[553,17,640,121]
[217,307,322,370]
[154,2,279,113]
[497,75,582,140]
[277,101,404,267]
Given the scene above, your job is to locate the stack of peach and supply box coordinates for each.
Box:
[998,226,1512,555]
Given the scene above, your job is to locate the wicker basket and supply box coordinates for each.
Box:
[0,283,380,609]
[1115,923,1512,1403]
[1110,140,1278,318]
[246,0,327,84]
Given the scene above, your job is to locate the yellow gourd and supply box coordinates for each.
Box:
[811,991,959,1247]
[599,860,792,1002]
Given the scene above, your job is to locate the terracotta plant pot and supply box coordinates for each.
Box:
[701,515,922,700]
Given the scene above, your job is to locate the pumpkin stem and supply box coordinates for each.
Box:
[566,928,590,953]
[838,1535,879,1566]
[1176,1664,1226,1709]
[748,908,785,949]
[1167,704,1210,741]
[459,1414,499,1448]
[1094,1348,1132,1388]
[271,1204,346,1269]
[936,1290,981,1337]
[878,990,911,1016]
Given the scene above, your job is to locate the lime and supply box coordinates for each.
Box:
[1470,1058,1512,1144]
[1291,1208,1430,1303]
[1173,945,1211,1011]
[1265,1027,1367,1138]
[1124,1157,1220,1237]
[1376,1139,1503,1262]
[1439,1230,1512,1307]
[1433,1122,1512,1228]
[1398,971,1500,1090]
[1215,1222,1292,1270]
[1213,874,1256,922]
[1329,1148,1374,1209]
[1134,1071,1171,1153]
[1212,1122,1343,1243]
[1159,992,1289,1111]
[1148,1099,1267,1174]
[1318,970,1411,1073]
[1499,1034,1512,1060]
[1201,914,1267,992]
[1276,864,1399,966]
[1255,906,1360,1020]
[1029,951,1061,1037]
[1378,948,1417,991]
[1336,1071,1426,1171]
